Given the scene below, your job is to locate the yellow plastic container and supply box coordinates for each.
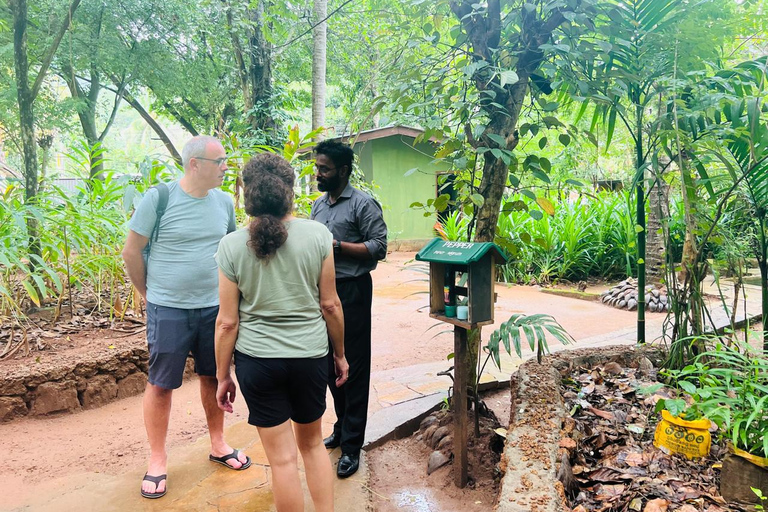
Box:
[653,409,711,459]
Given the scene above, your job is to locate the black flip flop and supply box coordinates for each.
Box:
[140,473,167,499]
[209,449,252,470]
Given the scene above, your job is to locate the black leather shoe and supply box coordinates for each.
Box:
[323,432,341,449]
[336,453,359,478]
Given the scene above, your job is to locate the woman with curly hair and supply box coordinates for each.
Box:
[214,152,348,512]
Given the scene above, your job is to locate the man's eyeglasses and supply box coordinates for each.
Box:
[195,156,228,166]
[315,164,336,174]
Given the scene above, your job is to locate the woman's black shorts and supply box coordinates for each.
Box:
[234,351,328,428]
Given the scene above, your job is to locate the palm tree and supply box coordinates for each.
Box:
[566,0,688,343]
[719,60,768,348]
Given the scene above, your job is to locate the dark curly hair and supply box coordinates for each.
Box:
[242,153,295,260]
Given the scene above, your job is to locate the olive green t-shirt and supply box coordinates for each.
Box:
[215,219,333,359]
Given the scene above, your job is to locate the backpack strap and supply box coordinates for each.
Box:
[149,183,169,243]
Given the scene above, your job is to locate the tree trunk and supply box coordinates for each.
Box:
[61,65,103,177]
[312,0,327,135]
[449,0,567,388]
[248,1,277,138]
[37,133,53,194]
[11,0,81,259]
[225,0,253,114]
[122,91,182,166]
[647,161,670,285]
[10,0,40,256]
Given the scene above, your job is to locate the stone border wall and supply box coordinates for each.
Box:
[0,346,154,422]
[496,345,665,512]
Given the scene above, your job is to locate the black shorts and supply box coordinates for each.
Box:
[146,302,218,390]
[234,351,328,428]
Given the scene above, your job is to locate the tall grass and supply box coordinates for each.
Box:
[495,191,640,283]
[0,146,178,322]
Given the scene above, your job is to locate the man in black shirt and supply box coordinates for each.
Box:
[310,140,387,478]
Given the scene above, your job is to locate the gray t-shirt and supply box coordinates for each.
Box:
[310,183,388,279]
[128,181,236,308]
[215,219,333,359]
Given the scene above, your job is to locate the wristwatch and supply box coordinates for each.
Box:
[333,239,342,254]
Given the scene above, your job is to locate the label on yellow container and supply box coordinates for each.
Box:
[653,409,711,459]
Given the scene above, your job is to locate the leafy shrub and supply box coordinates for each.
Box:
[660,339,768,458]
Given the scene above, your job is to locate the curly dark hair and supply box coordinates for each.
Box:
[242,153,295,260]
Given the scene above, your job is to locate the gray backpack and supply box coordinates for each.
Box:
[142,183,169,265]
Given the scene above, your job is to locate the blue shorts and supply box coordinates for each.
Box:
[234,351,327,428]
[146,302,218,390]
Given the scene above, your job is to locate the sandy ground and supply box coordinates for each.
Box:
[0,251,645,511]
[368,388,512,512]
[0,252,472,510]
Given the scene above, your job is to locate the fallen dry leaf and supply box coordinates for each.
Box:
[643,498,668,512]
[595,483,625,501]
[561,362,726,512]
[623,451,646,467]
[584,467,630,483]
[587,407,615,420]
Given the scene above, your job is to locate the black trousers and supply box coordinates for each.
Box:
[328,273,372,455]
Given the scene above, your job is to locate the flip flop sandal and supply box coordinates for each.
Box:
[140,473,167,499]
[209,449,252,470]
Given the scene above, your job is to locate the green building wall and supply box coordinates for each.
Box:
[353,136,444,243]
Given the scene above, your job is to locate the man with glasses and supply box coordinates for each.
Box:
[310,139,387,478]
[122,136,249,500]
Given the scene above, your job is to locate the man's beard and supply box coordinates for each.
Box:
[317,174,341,192]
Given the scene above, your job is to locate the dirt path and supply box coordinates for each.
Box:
[0,253,460,510]
[0,251,649,511]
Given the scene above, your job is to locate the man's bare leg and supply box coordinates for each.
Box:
[142,383,172,494]
[199,375,248,467]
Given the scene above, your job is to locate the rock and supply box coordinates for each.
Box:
[627,298,638,311]
[75,376,88,392]
[436,435,453,451]
[0,378,27,396]
[603,362,623,375]
[82,374,119,409]
[113,360,138,380]
[431,426,451,448]
[637,357,654,376]
[117,373,147,399]
[619,299,627,308]
[651,289,660,297]
[31,380,80,415]
[423,424,438,446]
[419,415,438,431]
[0,396,28,422]
[427,450,451,475]
[73,361,99,379]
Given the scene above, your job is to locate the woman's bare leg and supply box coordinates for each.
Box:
[294,418,334,512]
[258,421,303,511]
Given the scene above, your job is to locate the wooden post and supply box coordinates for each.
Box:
[453,325,468,487]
